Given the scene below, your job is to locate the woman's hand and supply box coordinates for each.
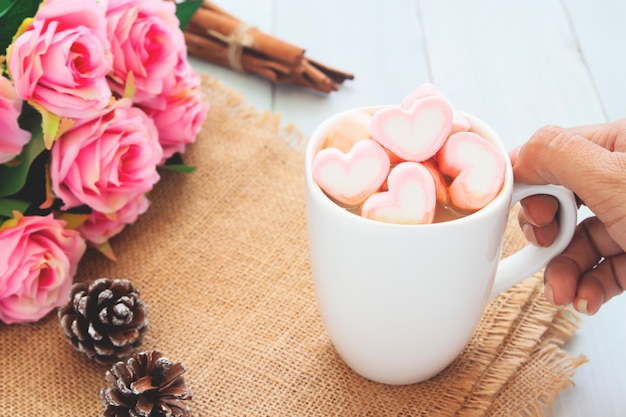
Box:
[511,119,626,314]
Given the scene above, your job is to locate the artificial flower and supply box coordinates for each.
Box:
[141,86,209,162]
[0,213,86,324]
[77,193,150,245]
[105,0,187,103]
[49,98,162,214]
[0,76,31,164]
[7,0,113,119]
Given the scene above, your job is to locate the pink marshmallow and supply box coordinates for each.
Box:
[312,139,391,206]
[436,132,506,212]
[422,159,450,206]
[361,162,436,224]
[371,96,453,162]
[322,110,373,153]
[401,83,471,134]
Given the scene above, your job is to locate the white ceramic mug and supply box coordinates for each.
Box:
[305,106,578,385]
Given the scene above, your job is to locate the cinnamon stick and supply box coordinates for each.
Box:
[184,1,354,93]
[184,31,294,82]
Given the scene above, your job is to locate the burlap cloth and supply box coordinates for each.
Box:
[0,76,587,417]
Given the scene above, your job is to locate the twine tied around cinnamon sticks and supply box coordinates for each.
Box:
[206,24,255,73]
[184,1,354,93]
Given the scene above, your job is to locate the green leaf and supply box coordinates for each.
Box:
[56,212,90,229]
[175,0,203,30]
[0,0,40,55]
[92,240,117,261]
[161,152,196,173]
[160,164,196,174]
[0,197,29,217]
[0,103,45,197]
[36,102,63,149]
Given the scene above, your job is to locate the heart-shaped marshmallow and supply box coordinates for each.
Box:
[371,96,453,162]
[422,159,450,206]
[312,139,391,206]
[401,83,471,135]
[436,132,506,212]
[361,162,436,224]
[322,110,373,153]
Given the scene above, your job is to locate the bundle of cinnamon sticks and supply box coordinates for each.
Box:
[184,1,354,93]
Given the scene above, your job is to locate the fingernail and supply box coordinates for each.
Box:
[519,204,542,227]
[544,284,555,305]
[576,298,589,315]
[522,223,540,246]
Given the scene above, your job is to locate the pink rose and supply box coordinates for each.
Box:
[0,77,31,164]
[0,214,86,324]
[106,0,187,103]
[144,90,208,161]
[7,0,112,119]
[141,90,209,162]
[78,193,150,245]
[139,59,209,161]
[50,98,163,214]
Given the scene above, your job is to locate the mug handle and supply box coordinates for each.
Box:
[489,183,578,300]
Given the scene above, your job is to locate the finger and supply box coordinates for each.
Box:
[573,253,626,315]
[571,270,605,315]
[512,119,626,157]
[519,195,559,227]
[518,205,560,247]
[544,217,622,305]
[513,125,626,209]
[530,218,560,247]
[563,119,626,152]
[514,125,615,189]
[576,216,624,257]
[544,255,583,306]
[509,145,521,165]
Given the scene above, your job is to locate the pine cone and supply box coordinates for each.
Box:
[100,350,192,417]
[58,278,148,365]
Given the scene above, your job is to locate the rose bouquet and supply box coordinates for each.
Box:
[0,0,209,325]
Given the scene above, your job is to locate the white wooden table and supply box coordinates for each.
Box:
[190,1,626,415]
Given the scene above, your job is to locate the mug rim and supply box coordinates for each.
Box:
[304,105,514,229]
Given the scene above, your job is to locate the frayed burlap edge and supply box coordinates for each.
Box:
[199,74,307,151]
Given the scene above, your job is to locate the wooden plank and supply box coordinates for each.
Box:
[419,0,605,151]
[552,297,626,416]
[272,0,430,136]
[562,0,626,121]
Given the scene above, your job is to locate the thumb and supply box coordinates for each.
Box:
[514,125,615,190]
[513,125,626,231]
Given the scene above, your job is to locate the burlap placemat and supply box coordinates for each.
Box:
[0,75,586,416]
